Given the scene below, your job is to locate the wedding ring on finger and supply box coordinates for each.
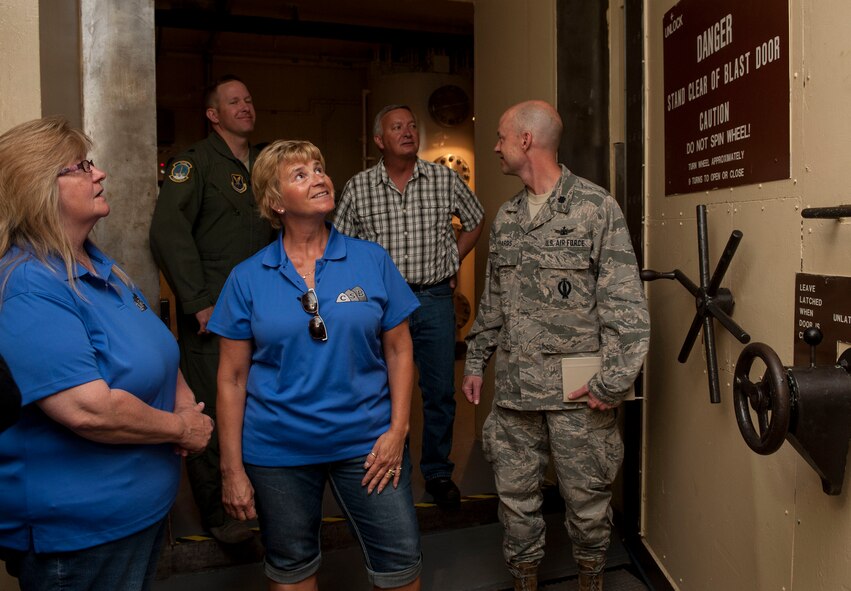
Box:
[369,451,378,459]
[386,468,396,478]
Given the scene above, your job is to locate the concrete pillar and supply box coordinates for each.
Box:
[81,0,159,303]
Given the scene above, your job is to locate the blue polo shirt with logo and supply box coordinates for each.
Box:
[208,225,419,466]
[0,244,180,553]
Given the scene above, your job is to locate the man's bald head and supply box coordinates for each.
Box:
[503,100,563,152]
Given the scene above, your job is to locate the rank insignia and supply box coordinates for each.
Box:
[168,160,192,183]
[231,174,247,194]
[133,293,148,311]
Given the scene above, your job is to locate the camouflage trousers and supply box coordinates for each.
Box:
[482,404,623,572]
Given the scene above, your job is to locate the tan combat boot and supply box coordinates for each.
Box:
[577,558,605,591]
[512,561,538,591]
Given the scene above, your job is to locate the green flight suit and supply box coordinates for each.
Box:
[149,131,274,529]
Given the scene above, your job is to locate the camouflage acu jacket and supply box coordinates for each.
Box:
[464,166,650,409]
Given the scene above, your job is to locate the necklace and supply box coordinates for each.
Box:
[300,267,314,279]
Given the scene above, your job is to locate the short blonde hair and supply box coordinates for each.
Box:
[253,140,326,230]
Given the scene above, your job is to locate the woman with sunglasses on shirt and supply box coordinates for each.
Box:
[0,116,213,590]
[208,140,422,591]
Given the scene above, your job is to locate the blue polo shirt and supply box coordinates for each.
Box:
[0,244,181,553]
[208,225,419,466]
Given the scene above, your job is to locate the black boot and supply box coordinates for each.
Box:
[577,558,605,591]
[511,561,538,591]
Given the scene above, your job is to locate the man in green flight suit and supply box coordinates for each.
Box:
[150,75,275,544]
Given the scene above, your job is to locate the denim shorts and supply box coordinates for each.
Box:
[9,517,167,591]
[246,451,422,588]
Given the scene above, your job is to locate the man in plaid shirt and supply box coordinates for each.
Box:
[334,104,484,509]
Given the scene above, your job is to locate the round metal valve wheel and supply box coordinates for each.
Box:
[733,342,791,455]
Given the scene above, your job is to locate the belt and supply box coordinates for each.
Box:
[407,277,451,292]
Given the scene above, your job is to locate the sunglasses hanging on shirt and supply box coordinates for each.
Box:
[299,288,328,342]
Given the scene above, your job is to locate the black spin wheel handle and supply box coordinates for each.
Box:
[641,204,750,404]
[733,342,791,455]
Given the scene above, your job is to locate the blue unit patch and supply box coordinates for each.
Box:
[231,173,248,194]
[168,160,192,183]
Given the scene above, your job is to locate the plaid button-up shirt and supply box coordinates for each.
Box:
[334,158,484,285]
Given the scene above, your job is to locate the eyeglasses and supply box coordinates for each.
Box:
[58,159,94,177]
[299,288,328,342]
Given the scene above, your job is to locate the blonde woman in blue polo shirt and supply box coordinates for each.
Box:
[0,117,213,591]
[210,140,423,590]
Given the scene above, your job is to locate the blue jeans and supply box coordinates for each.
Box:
[13,518,167,591]
[408,281,456,480]
[245,451,422,589]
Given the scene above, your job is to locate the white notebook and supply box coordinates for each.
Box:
[561,355,637,402]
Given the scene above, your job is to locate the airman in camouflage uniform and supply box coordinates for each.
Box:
[463,100,649,591]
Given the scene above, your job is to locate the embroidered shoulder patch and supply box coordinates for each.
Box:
[231,173,247,194]
[168,160,192,183]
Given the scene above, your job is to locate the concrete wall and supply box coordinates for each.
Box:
[0,0,41,130]
[39,0,81,126]
[641,0,851,589]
